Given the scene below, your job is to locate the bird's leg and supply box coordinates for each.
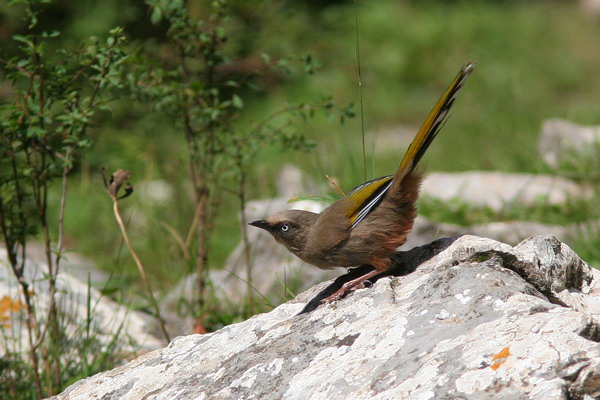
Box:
[321,268,384,303]
[321,258,391,304]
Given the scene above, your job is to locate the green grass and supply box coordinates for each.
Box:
[419,192,600,228]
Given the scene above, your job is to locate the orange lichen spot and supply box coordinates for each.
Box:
[491,346,511,361]
[490,346,511,371]
[0,295,24,328]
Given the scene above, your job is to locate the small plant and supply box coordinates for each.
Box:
[0,0,127,397]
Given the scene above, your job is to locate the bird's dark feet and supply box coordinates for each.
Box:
[321,281,366,303]
[320,270,380,304]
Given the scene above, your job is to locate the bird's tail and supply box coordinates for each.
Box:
[395,62,475,182]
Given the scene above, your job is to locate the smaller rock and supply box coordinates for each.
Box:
[276,164,319,199]
[421,171,592,211]
[369,125,419,154]
[580,0,600,15]
[135,179,174,205]
[538,118,600,169]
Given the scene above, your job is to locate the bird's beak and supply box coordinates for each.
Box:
[249,219,270,231]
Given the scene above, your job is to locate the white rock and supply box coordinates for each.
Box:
[421,171,592,211]
[538,118,600,169]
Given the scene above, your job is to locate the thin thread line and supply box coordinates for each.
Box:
[355,0,366,182]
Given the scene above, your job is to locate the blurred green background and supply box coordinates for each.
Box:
[2,0,600,305]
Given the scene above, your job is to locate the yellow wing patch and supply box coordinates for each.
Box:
[343,175,394,226]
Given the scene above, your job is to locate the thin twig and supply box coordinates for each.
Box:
[159,220,190,261]
[105,170,170,342]
[184,199,204,253]
[111,198,171,343]
[32,160,71,351]
[325,174,346,196]
[234,147,254,315]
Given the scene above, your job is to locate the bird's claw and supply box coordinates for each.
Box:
[320,279,370,304]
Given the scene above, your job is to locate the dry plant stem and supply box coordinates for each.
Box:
[184,198,204,257]
[32,162,71,354]
[160,221,190,261]
[111,199,171,343]
[181,102,211,307]
[195,190,210,307]
[355,0,367,182]
[54,164,69,285]
[326,174,346,196]
[241,211,254,313]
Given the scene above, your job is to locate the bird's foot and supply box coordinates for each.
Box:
[320,271,379,304]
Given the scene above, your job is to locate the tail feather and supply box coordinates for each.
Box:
[395,62,475,180]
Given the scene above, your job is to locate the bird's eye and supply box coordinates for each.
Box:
[280,223,291,233]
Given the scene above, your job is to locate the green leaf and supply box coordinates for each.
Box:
[12,34,33,46]
[150,7,163,25]
[232,95,244,109]
[260,53,271,64]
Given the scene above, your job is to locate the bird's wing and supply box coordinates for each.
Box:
[341,175,394,229]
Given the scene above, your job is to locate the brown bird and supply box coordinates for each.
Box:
[250,62,475,302]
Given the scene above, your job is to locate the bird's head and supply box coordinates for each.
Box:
[249,210,317,254]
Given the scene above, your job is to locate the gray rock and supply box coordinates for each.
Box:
[135,179,174,205]
[421,171,592,211]
[538,118,600,169]
[276,164,320,199]
[369,125,419,154]
[52,235,600,400]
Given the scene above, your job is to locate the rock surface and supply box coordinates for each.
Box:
[53,235,600,400]
[421,171,592,211]
[538,118,600,169]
